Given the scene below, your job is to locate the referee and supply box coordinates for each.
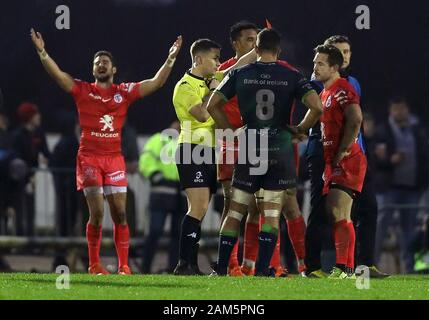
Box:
[172,39,255,275]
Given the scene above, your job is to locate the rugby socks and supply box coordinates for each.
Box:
[287,215,306,263]
[260,215,281,269]
[86,223,102,266]
[242,222,259,269]
[114,223,130,268]
[228,241,240,270]
[255,225,278,274]
[269,231,281,268]
[333,220,350,271]
[190,223,202,266]
[346,221,356,271]
[179,215,201,263]
[217,232,238,275]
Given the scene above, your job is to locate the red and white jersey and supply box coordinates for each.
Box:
[218,57,243,129]
[71,80,141,155]
[319,77,362,162]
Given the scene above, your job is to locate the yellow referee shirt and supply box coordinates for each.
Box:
[173,70,224,148]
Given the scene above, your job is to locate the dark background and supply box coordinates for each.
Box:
[1,0,428,133]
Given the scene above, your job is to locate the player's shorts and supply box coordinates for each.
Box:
[217,139,239,182]
[76,152,127,191]
[232,149,297,194]
[175,143,217,194]
[322,152,367,197]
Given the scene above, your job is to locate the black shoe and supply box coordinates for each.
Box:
[189,264,205,276]
[210,262,227,276]
[173,260,204,276]
[255,267,276,277]
[173,260,193,275]
[367,265,390,278]
[346,267,355,277]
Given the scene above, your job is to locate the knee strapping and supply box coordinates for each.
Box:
[83,187,104,197]
[264,209,280,218]
[228,210,245,222]
[263,190,284,205]
[231,188,252,206]
[104,186,127,195]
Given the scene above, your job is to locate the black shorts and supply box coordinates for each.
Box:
[232,149,297,194]
[329,183,359,200]
[175,143,217,194]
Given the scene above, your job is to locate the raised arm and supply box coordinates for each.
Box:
[220,48,257,75]
[138,36,183,98]
[30,28,74,93]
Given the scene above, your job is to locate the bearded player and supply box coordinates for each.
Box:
[31,28,182,275]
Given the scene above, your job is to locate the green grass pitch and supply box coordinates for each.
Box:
[0,273,429,300]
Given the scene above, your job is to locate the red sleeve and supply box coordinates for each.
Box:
[121,82,141,104]
[70,79,84,99]
[337,83,360,111]
[218,58,236,71]
[277,60,298,72]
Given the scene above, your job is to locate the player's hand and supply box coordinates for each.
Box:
[333,149,351,167]
[287,125,308,144]
[30,28,45,52]
[208,78,220,90]
[168,35,183,59]
[334,90,349,106]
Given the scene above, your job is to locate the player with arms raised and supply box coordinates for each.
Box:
[30,28,182,275]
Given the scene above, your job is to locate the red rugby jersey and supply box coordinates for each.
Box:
[71,80,141,155]
[319,77,362,162]
[218,57,243,129]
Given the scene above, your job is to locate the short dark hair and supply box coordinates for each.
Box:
[190,39,221,58]
[324,35,352,49]
[230,21,258,45]
[256,28,281,54]
[314,44,344,69]
[93,50,116,67]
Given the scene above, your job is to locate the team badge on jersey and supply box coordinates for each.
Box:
[325,95,332,108]
[114,93,123,103]
[100,115,114,132]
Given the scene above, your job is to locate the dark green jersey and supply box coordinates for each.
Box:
[216,61,314,152]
